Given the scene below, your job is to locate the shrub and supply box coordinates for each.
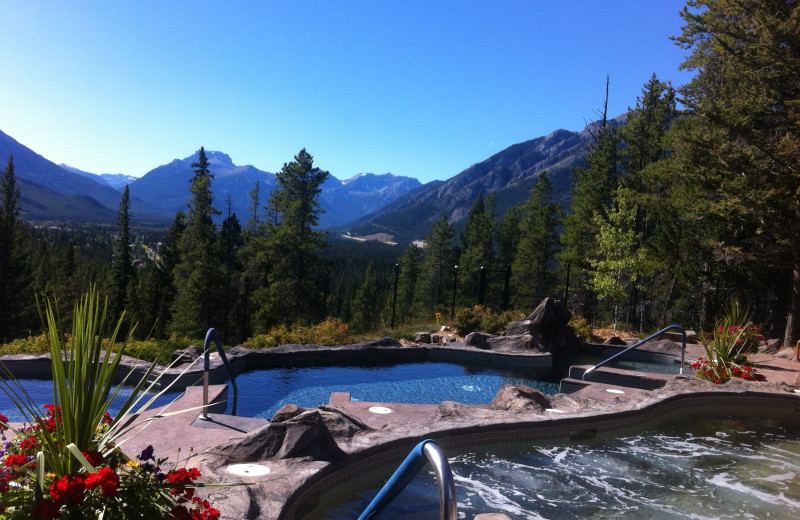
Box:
[242,318,352,349]
[569,315,595,342]
[453,305,488,336]
[482,309,525,335]
[694,300,767,384]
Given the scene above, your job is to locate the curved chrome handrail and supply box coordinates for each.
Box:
[582,324,687,379]
[200,328,238,418]
[357,439,457,520]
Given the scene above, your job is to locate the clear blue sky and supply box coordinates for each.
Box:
[0,0,694,183]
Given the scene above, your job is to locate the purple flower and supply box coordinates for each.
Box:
[138,445,154,461]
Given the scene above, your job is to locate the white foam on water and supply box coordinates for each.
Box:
[708,472,800,508]
[453,473,548,520]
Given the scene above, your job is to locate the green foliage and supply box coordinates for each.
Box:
[253,149,330,331]
[350,263,382,332]
[242,317,351,348]
[694,301,767,384]
[674,0,800,345]
[512,171,560,309]
[417,214,455,313]
[458,193,497,303]
[568,314,596,342]
[452,305,522,336]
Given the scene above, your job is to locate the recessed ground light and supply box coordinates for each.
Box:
[369,406,393,414]
[545,408,565,414]
[226,464,271,477]
[605,389,625,394]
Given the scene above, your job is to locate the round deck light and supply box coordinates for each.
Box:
[605,388,625,394]
[368,406,393,414]
[226,464,271,477]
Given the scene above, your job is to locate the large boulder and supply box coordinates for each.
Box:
[489,384,550,413]
[503,298,575,353]
[464,332,491,350]
[171,345,202,365]
[212,407,370,463]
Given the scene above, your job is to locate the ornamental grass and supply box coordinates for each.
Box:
[0,288,223,519]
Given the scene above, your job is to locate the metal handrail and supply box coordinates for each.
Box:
[357,440,457,520]
[582,324,687,379]
[200,328,238,419]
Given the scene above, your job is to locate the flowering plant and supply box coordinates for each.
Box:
[0,409,219,519]
[694,300,767,384]
[0,288,223,518]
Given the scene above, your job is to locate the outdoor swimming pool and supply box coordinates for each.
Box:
[314,414,800,519]
[0,380,182,423]
[226,362,560,419]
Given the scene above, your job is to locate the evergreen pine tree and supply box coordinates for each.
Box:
[417,214,456,315]
[110,185,134,322]
[396,243,422,323]
[673,0,800,343]
[169,147,222,337]
[254,149,330,330]
[458,193,497,305]
[512,172,560,310]
[350,263,381,332]
[0,154,32,341]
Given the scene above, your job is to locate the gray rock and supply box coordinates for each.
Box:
[465,332,492,350]
[271,404,307,423]
[759,338,782,354]
[486,334,540,352]
[171,345,202,365]
[213,409,350,463]
[431,401,467,421]
[430,334,444,345]
[774,347,798,360]
[413,332,432,343]
[489,384,550,413]
[503,297,574,353]
[603,336,628,346]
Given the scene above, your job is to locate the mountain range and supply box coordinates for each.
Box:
[1,116,621,239]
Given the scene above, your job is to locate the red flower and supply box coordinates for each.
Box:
[4,454,30,467]
[167,467,201,485]
[49,474,86,504]
[85,467,120,497]
[31,499,61,519]
[714,379,722,384]
[20,436,40,451]
[101,412,113,425]
[0,413,8,432]
[82,450,104,467]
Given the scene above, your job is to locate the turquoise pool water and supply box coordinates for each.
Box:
[227,362,559,419]
[316,415,800,519]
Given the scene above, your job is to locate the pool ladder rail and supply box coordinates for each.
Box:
[581,324,687,380]
[200,328,239,419]
[357,440,457,520]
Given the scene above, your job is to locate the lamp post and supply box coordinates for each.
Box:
[451,265,458,319]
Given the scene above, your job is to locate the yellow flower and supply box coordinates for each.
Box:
[46,472,56,478]
[126,460,139,468]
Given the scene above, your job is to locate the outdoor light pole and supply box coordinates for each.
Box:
[390,263,399,329]
[451,265,458,319]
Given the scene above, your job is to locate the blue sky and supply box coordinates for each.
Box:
[0,1,694,183]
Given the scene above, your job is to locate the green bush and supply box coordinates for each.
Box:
[453,305,487,335]
[243,318,352,349]
[569,314,595,342]
[482,309,525,335]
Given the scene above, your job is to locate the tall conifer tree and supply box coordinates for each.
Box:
[0,155,31,341]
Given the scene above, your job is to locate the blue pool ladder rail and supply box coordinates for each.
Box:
[582,324,687,379]
[200,327,239,419]
[357,439,457,520]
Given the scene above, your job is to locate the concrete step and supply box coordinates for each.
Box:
[558,377,651,400]
[565,365,673,391]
